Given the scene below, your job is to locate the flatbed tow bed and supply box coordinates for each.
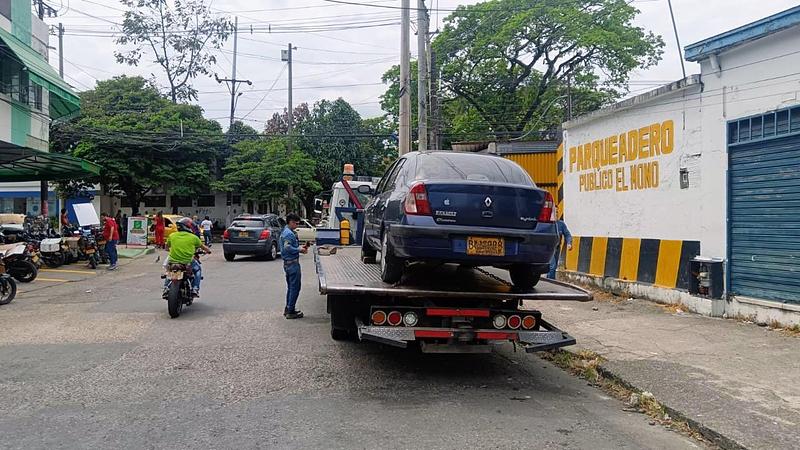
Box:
[316,246,593,354]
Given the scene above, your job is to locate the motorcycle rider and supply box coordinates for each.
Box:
[164,218,211,297]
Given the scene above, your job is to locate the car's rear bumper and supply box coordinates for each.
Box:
[222,240,271,255]
[386,223,557,265]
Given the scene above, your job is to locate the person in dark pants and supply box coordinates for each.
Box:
[100,212,120,270]
[279,213,310,319]
[547,212,573,280]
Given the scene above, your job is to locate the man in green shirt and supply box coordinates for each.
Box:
[165,218,211,297]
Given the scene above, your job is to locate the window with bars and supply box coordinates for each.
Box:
[729,106,800,144]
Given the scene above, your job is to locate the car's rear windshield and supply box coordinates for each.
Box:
[415,153,533,186]
[231,220,264,228]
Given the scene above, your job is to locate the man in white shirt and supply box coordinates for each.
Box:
[200,216,213,246]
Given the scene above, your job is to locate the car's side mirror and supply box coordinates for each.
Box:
[356,185,373,195]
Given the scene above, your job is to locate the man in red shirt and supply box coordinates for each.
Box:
[100,212,120,270]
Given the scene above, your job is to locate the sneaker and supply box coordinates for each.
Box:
[192,288,200,298]
[285,310,304,319]
[107,264,117,271]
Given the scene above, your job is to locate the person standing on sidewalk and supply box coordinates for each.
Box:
[154,211,166,249]
[547,212,573,280]
[200,216,213,246]
[100,212,120,270]
[280,213,310,319]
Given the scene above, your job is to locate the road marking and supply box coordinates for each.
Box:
[34,277,70,283]
[40,269,96,275]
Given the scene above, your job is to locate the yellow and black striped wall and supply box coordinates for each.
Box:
[563,237,701,289]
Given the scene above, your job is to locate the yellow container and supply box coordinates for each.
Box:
[340,218,351,246]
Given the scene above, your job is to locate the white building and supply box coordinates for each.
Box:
[560,6,800,325]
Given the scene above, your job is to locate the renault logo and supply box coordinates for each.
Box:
[484,196,493,207]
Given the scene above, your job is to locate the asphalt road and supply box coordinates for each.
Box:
[0,250,702,449]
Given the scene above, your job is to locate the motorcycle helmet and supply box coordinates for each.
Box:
[176,217,194,233]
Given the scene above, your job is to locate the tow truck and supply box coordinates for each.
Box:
[314,167,592,354]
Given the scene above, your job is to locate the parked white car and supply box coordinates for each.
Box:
[295,219,316,242]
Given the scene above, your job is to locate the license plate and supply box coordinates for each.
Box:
[169,271,184,280]
[466,236,505,256]
[238,231,248,237]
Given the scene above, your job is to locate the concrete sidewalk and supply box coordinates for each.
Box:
[524,291,800,450]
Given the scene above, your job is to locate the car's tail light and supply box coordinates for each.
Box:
[260,229,271,240]
[492,314,507,329]
[507,315,522,329]
[522,315,536,330]
[537,192,555,223]
[387,311,403,326]
[404,182,431,216]
[371,310,387,325]
[223,229,230,239]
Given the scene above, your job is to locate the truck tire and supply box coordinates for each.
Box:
[509,264,541,291]
[361,229,377,264]
[379,232,403,283]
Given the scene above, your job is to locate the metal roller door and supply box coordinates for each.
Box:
[728,107,800,304]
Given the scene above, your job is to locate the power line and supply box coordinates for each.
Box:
[241,64,287,120]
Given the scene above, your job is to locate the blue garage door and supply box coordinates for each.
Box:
[728,107,800,304]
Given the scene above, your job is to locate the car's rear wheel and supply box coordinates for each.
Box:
[265,242,278,261]
[224,252,235,261]
[379,231,403,284]
[509,264,541,291]
[361,228,377,264]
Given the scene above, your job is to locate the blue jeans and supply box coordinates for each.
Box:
[547,246,561,279]
[203,230,212,245]
[284,260,301,312]
[106,240,118,266]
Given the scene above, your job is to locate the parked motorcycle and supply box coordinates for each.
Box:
[39,237,66,268]
[0,259,17,305]
[162,251,205,319]
[80,228,101,269]
[0,243,37,283]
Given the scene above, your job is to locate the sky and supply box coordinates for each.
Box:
[44,0,800,130]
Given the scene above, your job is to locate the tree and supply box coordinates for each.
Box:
[298,99,392,196]
[115,0,233,103]
[265,103,311,135]
[214,139,321,210]
[433,0,664,137]
[226,120,259,145]
[50,76,225,215]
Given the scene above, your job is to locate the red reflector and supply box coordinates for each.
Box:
[477,331,518,341]
[425,308,490,318]
[507,315,522,329]
[415,330,453,338]
[522,315,536,330]
[222,229,230,239]
[387,311,403,326]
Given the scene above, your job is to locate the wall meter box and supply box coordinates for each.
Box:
[688,257,724,299]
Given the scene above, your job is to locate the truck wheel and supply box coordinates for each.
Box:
[379,232,403,283]
[224,252,235,262]
[361,229,377,264]
[509,265,541,291]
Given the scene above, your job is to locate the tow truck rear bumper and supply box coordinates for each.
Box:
[355,317,575,353]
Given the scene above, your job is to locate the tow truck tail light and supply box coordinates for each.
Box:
[522,315,536,330]
[260,229,271,240]
[537,192,555,223]
[507,315,522,329]
[492,314,507,329]
[371,310,387,325]
[403,311,419,327]
[404,183,431,216]
[387,311,403,326]
[222,229,230,239]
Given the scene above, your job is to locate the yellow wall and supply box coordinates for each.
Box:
[504,152,558,200]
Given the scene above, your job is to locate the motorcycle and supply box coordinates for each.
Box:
[80,228,101,269]
[0,242,38,283]
[39,237,66,268]
[162,250,205,319]
[0,259,17,305]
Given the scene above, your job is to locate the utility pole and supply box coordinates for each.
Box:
[416,0,429,152]
[399,0,411,155]
[282,43,296,154]
[666,0,687,79]
[41,20,65,218]
[57,23,64,79]
[215,17,251,224]
[429,48,440,150]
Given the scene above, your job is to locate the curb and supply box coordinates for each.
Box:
[561,348,746,450]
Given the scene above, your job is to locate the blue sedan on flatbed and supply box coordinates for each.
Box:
[361,151,559,290]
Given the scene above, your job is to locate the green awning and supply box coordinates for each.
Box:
[0,148,100,182]
[0,26,80,120]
